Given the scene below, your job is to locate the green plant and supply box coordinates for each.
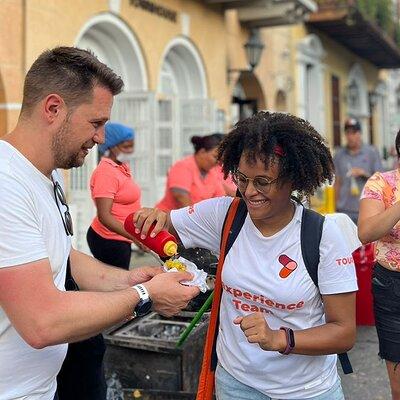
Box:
[357,0,395,38]
[357,0,378,21]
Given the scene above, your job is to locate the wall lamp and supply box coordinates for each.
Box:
[228,29,265,78]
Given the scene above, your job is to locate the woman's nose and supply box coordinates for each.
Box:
[244,179,258,196]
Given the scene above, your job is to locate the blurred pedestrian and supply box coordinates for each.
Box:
[87,122,141,270]
[133,112,358,399]
[156,133,225,211]
[358,129,400,400]
[210,133,237,197]
[333,117,383,223]
[214,165,236,196]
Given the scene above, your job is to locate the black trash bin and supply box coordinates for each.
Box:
[103,311,209,399]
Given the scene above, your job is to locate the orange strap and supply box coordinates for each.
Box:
[196,198,241,400]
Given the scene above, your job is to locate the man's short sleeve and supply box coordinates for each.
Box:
[318,217,358,295]
[333,147,345,179]
[371,146,383,173]
[0,176,47,267]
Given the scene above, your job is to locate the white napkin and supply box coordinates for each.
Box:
[163,256,209,293]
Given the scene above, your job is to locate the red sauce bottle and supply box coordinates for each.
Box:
[124,213,178,258]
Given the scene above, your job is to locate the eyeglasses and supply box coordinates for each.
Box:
[232,170,278,194]
[52,179,74,236]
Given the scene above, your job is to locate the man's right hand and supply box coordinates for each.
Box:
[143,271,200,317]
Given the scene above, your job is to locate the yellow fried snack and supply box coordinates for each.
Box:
[164,259,187,272]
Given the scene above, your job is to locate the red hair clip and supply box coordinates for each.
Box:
[274,145,285,157]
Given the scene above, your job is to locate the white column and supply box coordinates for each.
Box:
[296,59,307,120]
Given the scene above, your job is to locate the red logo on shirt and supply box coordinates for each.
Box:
[336,257,354,266]
[188,205,195,215]
[278,254,298,278]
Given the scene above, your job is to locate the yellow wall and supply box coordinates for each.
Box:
[0,0,234,134]
[225,11,294,115]
[0,0,25,135]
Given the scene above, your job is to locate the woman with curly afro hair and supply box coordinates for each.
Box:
[133,112,358,400]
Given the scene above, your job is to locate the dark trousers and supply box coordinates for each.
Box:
[57,334,107,400]
[87,226,132,270]
[56,228,131,399]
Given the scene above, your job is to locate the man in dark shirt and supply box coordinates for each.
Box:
[333,118,383,223]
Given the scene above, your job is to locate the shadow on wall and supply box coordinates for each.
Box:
[0,73,7,137]
[238,71,266,110]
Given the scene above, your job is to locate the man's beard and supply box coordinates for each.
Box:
[51,119,84,169]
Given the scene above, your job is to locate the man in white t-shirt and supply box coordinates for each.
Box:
[0,47,199,400]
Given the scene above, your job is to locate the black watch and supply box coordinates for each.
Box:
[132,284,153,317]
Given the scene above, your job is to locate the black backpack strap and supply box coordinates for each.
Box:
[222,198,248,256]
[301,208,325,287]
[301,208,353,374]
[338,352,353,374]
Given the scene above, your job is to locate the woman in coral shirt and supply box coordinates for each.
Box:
[156,133,225,211]
[358,129,400,399]
[87,122,141,270]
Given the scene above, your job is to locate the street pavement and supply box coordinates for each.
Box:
[340,326,391,400]
[130,251,392,400]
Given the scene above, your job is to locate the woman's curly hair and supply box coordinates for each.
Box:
[218,111,334,198]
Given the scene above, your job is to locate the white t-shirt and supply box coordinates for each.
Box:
[0,141,70,400]
[171,197,358,399]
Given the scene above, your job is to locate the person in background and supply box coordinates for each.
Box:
[333,117,383,223]
[156,133,225,211]
[211,133,237,197]
[87,122,141,270]
[216,167,236,196]
[134,112,358,400]
[358,129,400,400]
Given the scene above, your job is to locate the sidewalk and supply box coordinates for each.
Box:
[340,326,390,399]
[130,252,391,399]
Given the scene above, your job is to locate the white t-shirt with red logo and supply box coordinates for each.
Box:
[171,197,358,399]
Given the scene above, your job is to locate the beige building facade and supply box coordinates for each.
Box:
[0,0,315,251]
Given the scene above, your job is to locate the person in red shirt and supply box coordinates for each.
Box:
[87,122,141,270]
[213,165,237,196]
[156,133,225,211]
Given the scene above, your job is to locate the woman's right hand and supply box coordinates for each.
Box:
[133,207,170,239]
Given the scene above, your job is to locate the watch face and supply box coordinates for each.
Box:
[135,299,153,317]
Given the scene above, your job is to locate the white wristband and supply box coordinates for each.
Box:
[132,284,150,301]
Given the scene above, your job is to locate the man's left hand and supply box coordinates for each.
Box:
[128,266,165,286]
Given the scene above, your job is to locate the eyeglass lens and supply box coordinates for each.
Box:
[233,171,275,193]
[53,181,74,236]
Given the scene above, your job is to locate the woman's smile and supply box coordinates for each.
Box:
[245,197,270,209]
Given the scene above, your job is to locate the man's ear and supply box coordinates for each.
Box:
[42,94,66,123]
